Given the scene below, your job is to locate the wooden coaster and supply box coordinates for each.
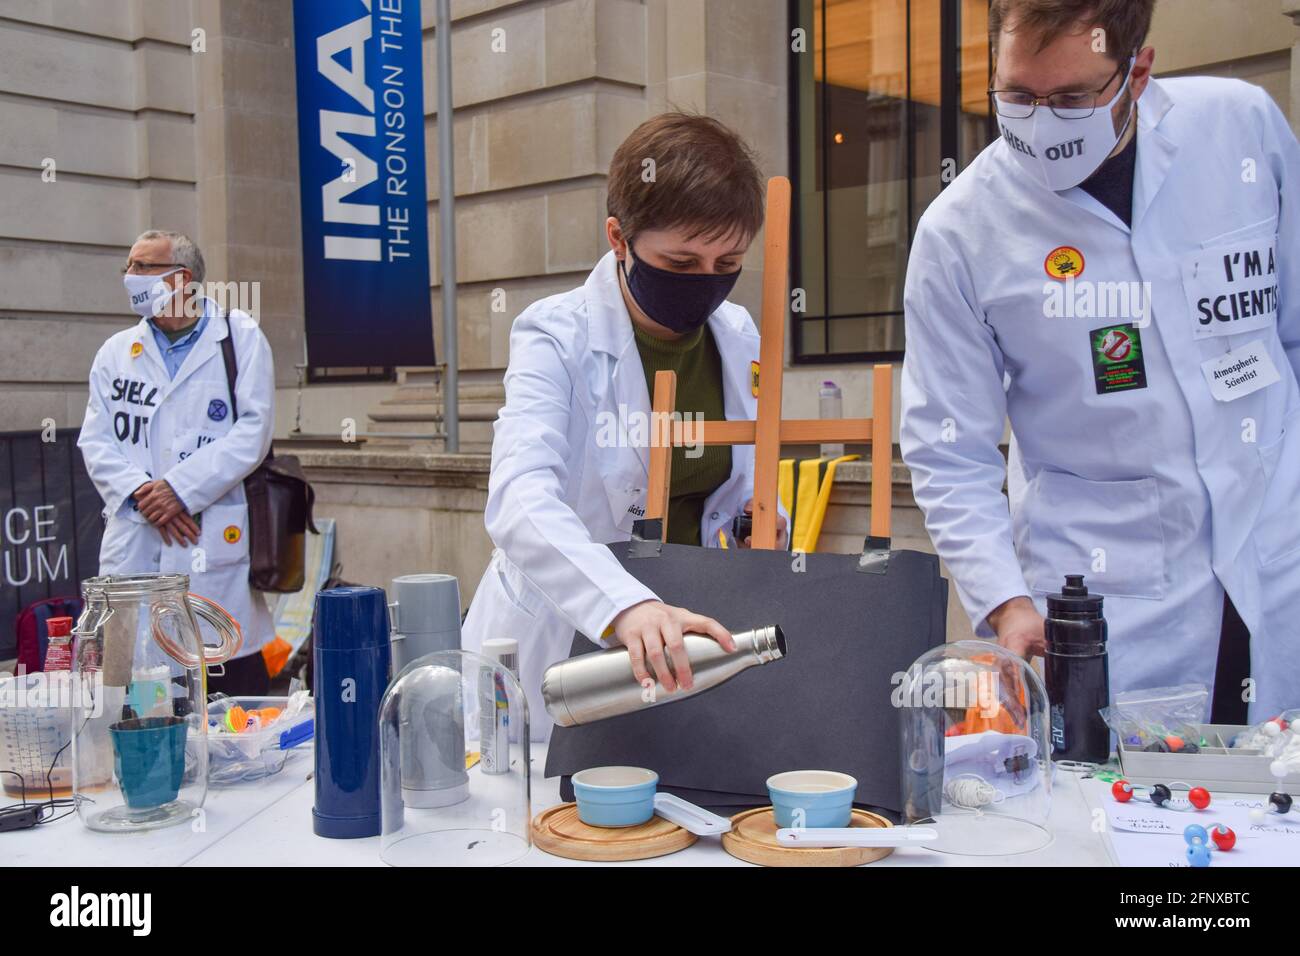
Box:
[531,803,697,862]
[721,807,895,867]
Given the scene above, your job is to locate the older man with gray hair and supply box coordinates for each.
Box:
[78,230,277,695]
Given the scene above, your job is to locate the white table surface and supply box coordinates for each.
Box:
[21,744,1122,866]
[5,758,308,867]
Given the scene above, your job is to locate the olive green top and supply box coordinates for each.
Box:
[632,321,732,546]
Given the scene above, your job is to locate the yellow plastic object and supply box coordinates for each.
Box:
[224,705,249,733]
[778,455,860,552]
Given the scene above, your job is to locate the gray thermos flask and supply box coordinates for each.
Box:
[542,625,785,727]
[388,573,462,674]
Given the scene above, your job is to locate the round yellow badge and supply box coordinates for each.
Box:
[223,525,241,544]
[130,342,144,358]
[1044,246,1085,280]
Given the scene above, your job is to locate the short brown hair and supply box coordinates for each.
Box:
[990,0,1155,60]
[606,112,764,245]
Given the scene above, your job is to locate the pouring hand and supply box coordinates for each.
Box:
[611,600,736,694]
[988,596,1045,659]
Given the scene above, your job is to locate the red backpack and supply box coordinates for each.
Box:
[14,596,84,673]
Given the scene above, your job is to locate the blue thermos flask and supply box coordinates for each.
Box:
[312,586,392,838]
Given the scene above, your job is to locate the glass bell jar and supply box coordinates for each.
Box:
[71,573,241,832]
[379,649,530,866]
[898,640,1053,856]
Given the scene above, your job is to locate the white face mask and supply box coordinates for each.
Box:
[124,269,182,318]
[997,59,1135,192]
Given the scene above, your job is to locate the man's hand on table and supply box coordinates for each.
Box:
[988,596,1045,658]
[610,600,736,694]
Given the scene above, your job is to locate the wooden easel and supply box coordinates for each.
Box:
[644,176,893,550]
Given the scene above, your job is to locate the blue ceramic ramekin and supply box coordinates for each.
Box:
[767,770,857,828]
[572,766,659,827]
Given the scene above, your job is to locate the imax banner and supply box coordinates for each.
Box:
[292,0,436,367]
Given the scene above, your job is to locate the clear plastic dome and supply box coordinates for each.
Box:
[898,640,1053,855]
[379,649,530,866]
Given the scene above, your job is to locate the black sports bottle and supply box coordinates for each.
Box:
[1044,574,1111,763]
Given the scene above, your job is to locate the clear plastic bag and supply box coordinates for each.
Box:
[207,688,314,785]
[1100,684,1209,754]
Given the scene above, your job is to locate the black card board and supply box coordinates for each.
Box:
[544,542,947,814]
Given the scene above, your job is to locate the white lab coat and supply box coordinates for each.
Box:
[78,303,276,659]
[900,77,1300,720]
[461,251,766,739]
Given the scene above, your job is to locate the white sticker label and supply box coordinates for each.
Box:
[1183,236,1279,339]
[610,486,645,533]
[1200,340,1281,402]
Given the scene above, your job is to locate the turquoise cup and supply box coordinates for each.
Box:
[767,770,857,828]
[572,766,658,827]
[110,716,188,810]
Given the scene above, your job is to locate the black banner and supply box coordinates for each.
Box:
[0,429,103,660]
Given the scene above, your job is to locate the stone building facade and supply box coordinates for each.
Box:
[1,0,1298,630]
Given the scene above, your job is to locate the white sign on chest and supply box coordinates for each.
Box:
[1183,235,1279,340]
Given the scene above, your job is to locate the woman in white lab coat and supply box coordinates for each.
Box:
[461,113,785,739]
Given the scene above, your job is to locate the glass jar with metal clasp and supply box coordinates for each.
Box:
[71,573,241,832]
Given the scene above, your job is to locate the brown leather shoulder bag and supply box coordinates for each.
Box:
[220,321,318,592]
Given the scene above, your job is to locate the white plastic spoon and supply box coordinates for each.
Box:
[652,792,732,835]
[776,826,938,848]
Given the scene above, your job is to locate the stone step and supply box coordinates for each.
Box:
[384,385,505,404]
[368,401,501,423]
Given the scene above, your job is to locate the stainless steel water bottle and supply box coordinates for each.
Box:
[1044,575,1110,764]
[542,625,785,727]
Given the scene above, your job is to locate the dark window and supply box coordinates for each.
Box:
[789,0,995,363]
[306,366,396,384]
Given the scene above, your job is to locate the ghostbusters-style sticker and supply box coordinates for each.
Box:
[1090,323,1149,395]
[1045,246,1086,281]
[223,525,242,544]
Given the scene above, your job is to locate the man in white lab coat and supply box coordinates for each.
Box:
[78,230,276,695]
[900,0,1299,722]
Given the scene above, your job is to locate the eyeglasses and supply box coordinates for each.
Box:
[121,261,183,275]
[989,59,1129,119]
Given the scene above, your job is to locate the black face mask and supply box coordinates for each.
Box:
[619,243,742,334]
